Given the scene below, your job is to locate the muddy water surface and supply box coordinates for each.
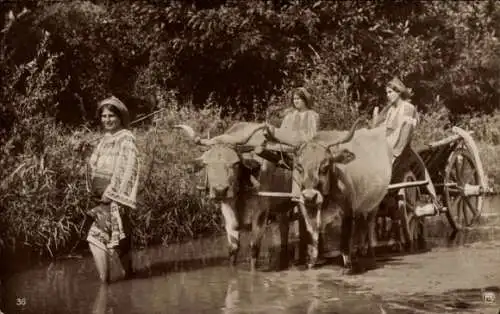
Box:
[1,196,500,314]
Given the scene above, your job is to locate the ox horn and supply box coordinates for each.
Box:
[207,123,268,145]
[173,124,212,145]
[327,117,363,149]
[174,123,267,146]
[264,124,301,147]
[174,124,196,139]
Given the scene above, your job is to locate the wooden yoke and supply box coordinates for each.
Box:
[254,143,294,170]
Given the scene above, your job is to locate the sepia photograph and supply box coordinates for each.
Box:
[0,0,499,313]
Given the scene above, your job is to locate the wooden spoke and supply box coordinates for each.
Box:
[462,165,477,185]
[459,155,467,180]
[463,197,479,220]
[454,159,462,184]
[446,187,461,195]
[453,197,462,220]
[400,171,426,253]
[461,198,469,225]
[449,169,458,184]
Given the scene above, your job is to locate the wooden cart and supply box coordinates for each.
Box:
[242,123,491,253]
[376,126,491,252]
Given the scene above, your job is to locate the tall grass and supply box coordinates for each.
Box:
[0,105,232,261]
[132,104,230,248]
[1,100,499,263]
[1,35,499,263]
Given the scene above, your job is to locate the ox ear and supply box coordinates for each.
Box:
[331,148,356,164]
[186,157,205,174]
[241,157,261,171]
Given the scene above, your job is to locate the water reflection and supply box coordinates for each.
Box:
[215,266,388,314]
[91,284,107,314]
[2,206,500,314]
[222,278,239,314]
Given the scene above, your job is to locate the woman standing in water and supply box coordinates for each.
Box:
[86,96,140,283]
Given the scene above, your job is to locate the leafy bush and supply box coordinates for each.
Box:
[1,1,500,259]
[0,29,227,257]
[3,1,498,123]
[0,101,228,257]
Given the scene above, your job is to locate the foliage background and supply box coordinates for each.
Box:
[1,0,499,262]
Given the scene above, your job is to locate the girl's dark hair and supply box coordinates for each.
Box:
[97,104,123,125]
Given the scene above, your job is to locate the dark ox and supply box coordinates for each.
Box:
[267,120,393,270]
[174,122,298,271]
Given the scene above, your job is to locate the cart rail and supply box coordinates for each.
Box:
[425,131,473,149]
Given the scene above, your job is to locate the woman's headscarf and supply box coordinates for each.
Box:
[97,96,130,128]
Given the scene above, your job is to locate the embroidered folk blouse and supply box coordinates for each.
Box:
[88,129,140,209]
[278,109,320,144]
[375,100,419,159]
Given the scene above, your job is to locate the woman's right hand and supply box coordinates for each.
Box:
[264,123,276,140]
[100,195,111,204]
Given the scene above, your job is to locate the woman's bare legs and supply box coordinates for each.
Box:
[89,243,109,283]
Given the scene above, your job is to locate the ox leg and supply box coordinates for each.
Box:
[297,209,308,265]
[340,214,354,270]
[297,203,320,269]
[356,215,368,257]
[250,210,268,272]
[221,202,240,267]
[365,209,378,270]
[278,210,290,270]
[381,217,388,240]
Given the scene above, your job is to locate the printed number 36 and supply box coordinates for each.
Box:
[16,297,27,306]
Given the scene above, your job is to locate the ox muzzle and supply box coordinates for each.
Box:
[210,185,232,200]
[301,188,324,206]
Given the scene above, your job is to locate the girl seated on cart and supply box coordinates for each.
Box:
[195,86,318,198]
[270,86,320,202]
[374,77,446,216]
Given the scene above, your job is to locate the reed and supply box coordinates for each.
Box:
[1,97,499,261]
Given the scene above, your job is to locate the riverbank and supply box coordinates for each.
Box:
[0,108,499,274]
[1,194,499,280]
[1,196,499,314]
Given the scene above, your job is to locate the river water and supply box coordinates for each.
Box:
[1,197,499,314]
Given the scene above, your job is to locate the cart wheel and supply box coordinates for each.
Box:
[400,171,426,252]
[444,149,483,230]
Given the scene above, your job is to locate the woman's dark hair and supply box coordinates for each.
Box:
[97,103,123,126]
[292,87,313,109]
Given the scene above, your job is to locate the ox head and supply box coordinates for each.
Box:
[268,119,361,206]
[174,123,265,200]
[265,119,361,268]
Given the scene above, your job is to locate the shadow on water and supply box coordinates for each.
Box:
[131,255,230,279]
[1,196,499,314]
[383,285,500,313]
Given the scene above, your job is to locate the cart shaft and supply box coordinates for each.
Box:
[387,180,429,191]
[255,191,295,198]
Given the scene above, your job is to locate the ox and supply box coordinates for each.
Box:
[174,122,299,271]
[267,121,393,271]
